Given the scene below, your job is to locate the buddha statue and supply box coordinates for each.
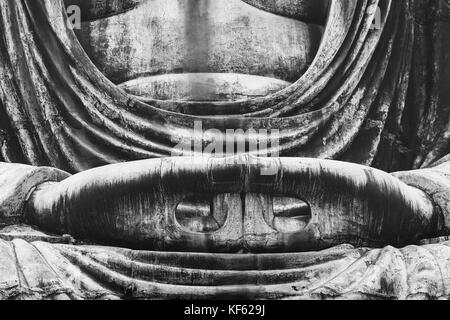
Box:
[1,0,450,300]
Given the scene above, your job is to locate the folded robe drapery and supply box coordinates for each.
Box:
[2,0,450,300]
[1,0,450,174]
[3,237,450,300]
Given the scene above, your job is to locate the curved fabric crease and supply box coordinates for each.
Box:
[2,0,429,173]
[4,239,450,300]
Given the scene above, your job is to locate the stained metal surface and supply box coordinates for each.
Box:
[25,156,438,253]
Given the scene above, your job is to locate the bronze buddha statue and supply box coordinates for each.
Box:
[1,0,450,300]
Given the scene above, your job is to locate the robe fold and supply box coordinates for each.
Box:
[2,0,450,300]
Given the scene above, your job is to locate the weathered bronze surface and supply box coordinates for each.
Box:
[1,0,450,300]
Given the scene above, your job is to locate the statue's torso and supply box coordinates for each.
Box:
[75,0,325,101]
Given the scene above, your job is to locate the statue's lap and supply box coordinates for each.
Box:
[2,227,450,300]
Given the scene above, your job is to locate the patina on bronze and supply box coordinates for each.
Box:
[1,0,450,300]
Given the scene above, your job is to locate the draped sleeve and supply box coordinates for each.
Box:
[2,0,448,174]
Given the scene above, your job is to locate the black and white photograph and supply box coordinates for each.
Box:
[0,0,449,307]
